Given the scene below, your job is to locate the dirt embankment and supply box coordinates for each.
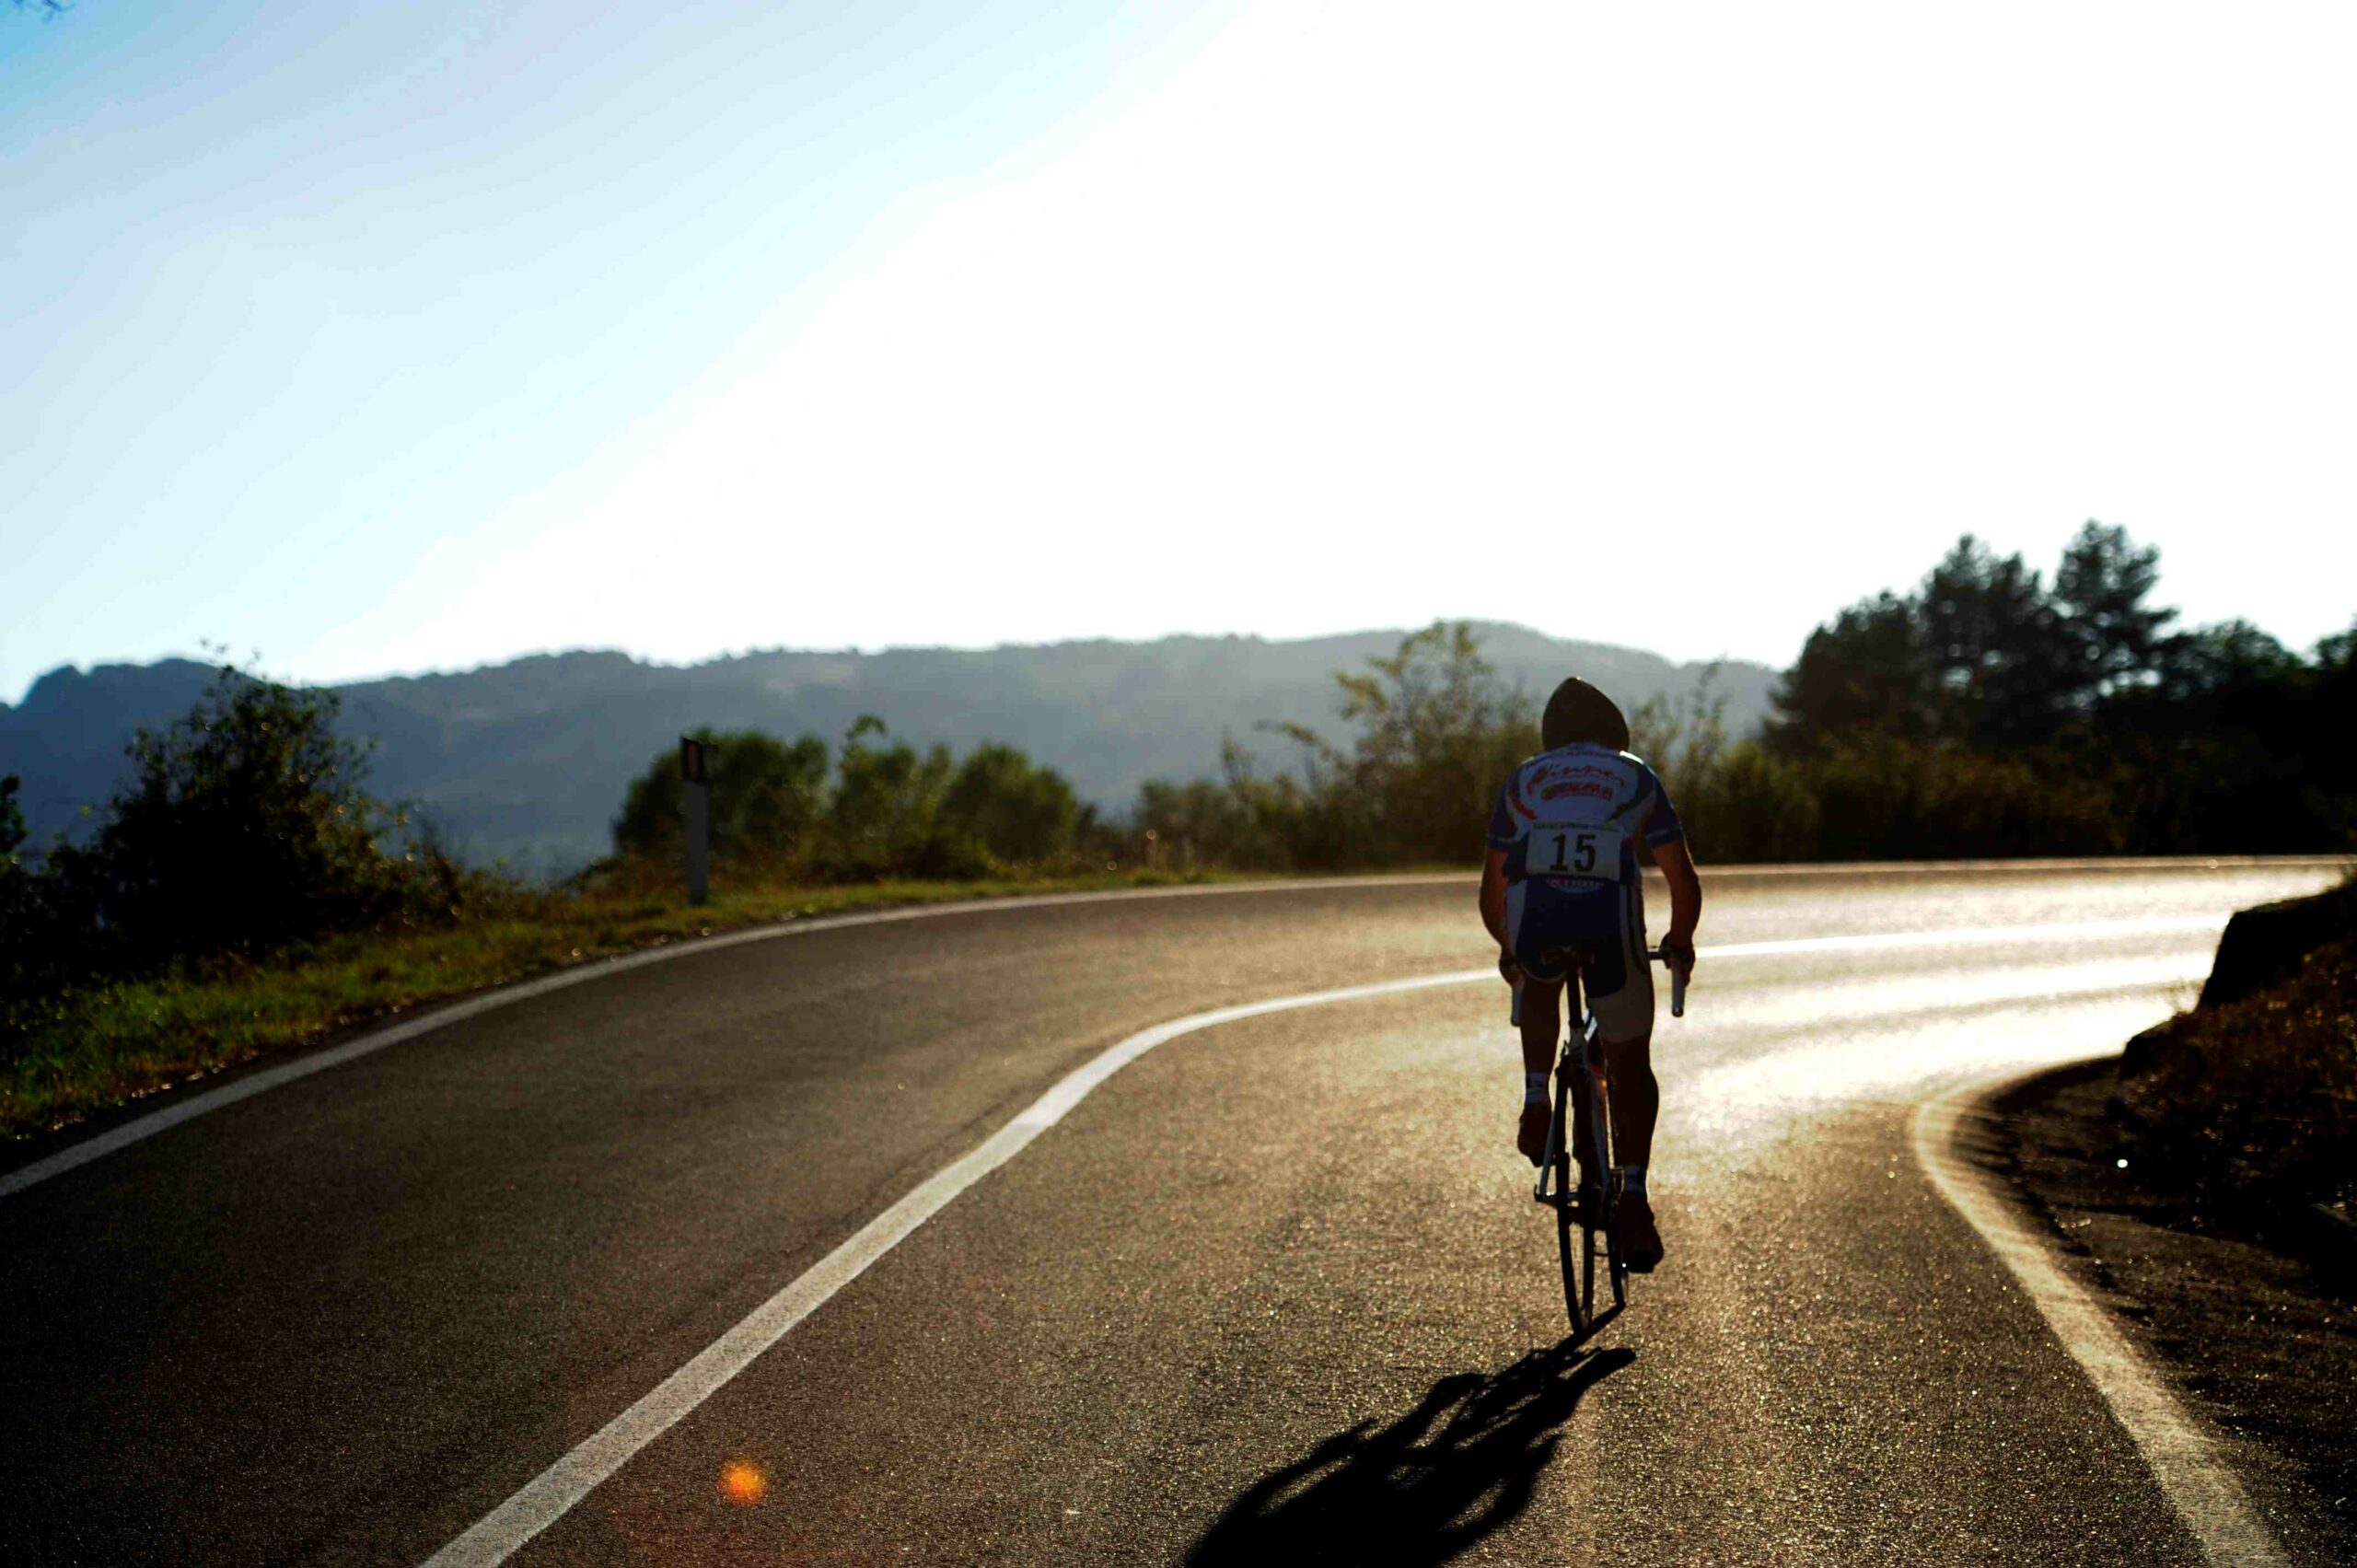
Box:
[1996,881,2357,1558]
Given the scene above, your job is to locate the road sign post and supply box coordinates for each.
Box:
[680,736,710,907]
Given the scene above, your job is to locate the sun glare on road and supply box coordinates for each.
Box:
[720,1459,767,1506]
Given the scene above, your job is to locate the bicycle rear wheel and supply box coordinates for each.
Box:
[1592,1069,1627,1314]
[1553,1063,1600,1337]
[1562,1052,1632,1337]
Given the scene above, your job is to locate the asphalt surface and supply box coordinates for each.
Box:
[2,862,2345,1565]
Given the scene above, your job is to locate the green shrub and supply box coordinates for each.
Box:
[4,667,495,1067]
[1175,621,1532,871]
[1678,742,1822,863]
[610,718,1095,883]
[612,729,828,862]
[939,743,1085,866]
[2,784,76,1035]
[39,666,461,968]
[1138,744,1326,872]
[807,717,961,880]
[1631,674,1818,862]
[1803,738,2121,860]
[1,774,23,862]
[1311,622,1536,865]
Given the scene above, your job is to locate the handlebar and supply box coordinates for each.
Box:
[1647,946,1690,1019]
[1508,947,1689,1027]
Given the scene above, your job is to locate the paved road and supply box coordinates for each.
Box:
[2,862,2343,1564]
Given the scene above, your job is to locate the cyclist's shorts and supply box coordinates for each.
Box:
[1506,876,1654,1040]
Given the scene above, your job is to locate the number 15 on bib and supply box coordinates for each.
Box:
[1523,823,1626,881]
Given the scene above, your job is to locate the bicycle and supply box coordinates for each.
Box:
[1515,946,1688,1340]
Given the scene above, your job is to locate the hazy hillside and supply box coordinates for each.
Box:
[2,626,1774,874]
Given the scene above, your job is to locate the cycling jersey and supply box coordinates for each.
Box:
[1487,743,1685,883]
[1486,743,1685,1035]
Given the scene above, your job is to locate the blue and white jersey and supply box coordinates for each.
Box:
[1485,743,1685,888]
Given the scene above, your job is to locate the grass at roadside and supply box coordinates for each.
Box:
[0,863,1371,1144]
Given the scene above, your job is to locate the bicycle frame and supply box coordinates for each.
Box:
[1532,1002,1605,1209]
[1515,946,1686,1336]
[1517,944,1683,1210]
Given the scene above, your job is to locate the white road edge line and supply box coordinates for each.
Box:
[18,839,2335,1205]
[0,895,2242,1202]
[0,874,1464,1200]
[1912,1065,2287,1567]
[424,911,2235,1566]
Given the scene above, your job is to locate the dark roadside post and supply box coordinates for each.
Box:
[680,735,711,906]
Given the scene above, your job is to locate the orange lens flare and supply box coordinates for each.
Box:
[720,1460,767,1506]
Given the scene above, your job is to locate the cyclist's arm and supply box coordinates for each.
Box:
[1479,849,1512,951]
[1649,834,1702,963]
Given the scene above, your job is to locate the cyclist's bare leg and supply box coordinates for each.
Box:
[1515,977,1563,1164]
[1517,976,1563,1075]
[1599,1030,1665,1268]
[1598,1033,1657,1169]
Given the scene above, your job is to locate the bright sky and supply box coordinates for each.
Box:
[6,2,2354,703]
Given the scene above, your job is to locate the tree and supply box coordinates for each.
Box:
[1135,743,1318,870]
[2053,521,2175,703]
[1918,535,2071,745]
[612,730,827,862]
[40,665,438,967]
[2153,619,2299,701]
[2316,617,2357,677]
[1765,591,1936,755]
[938,744,1082,865]
[1775,530,2156,753]
[0,775,23,862]
[1,774,70,1037]
[2311,618,2357,822]
[819,716,965,878]
[0,773,53,1024]
[609,722,1096,880]
[1273,622,1536,865]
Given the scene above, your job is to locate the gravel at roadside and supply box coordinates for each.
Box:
[1993,1059,2357,1564]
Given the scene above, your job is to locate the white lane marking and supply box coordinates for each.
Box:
[0,874,1462,1200]
[424,908,2248,1565]
[1701,912,2228,961]
[1913,1068,2287,1567]
[11,858,2335,1201]
[1666,854,2349,878]
[418,970,1482,1568]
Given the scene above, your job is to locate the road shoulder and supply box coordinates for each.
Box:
[1994,1057,2357,1562]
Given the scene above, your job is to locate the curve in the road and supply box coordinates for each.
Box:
[0,875,1468,1200]
[17,859,2342,1201]
[427,911,2257,1567]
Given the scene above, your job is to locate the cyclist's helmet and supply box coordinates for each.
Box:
[1539,677,1630,753]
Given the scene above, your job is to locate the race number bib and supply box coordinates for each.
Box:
[1523,822,1626,881]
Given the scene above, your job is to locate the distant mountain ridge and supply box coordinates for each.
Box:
[1,626,1776,875]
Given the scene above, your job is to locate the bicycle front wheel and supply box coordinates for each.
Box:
[1553,1066,1596,1338]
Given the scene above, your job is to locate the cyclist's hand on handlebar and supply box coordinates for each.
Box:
[1658,935,1695,977]
[1497,950,1523,986]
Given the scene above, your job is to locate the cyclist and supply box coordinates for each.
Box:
[1478,677,1701,1272]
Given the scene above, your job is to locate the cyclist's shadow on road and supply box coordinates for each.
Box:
[1183,1340,1634,1567]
